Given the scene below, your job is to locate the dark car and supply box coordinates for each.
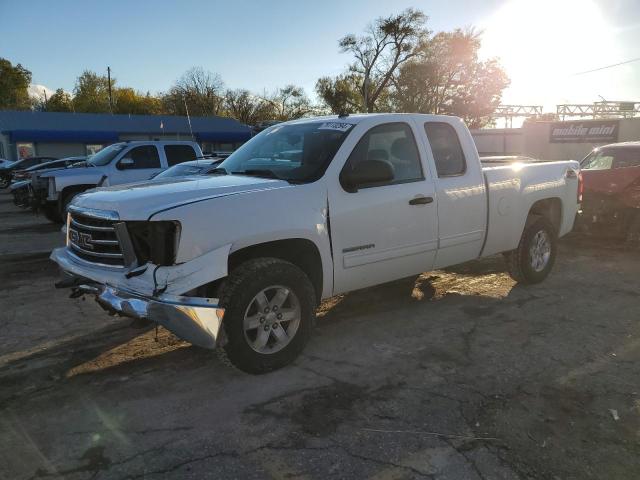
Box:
[10,157,86,207]
[0,156,57,188]
[575,142,640,245]
[11,156,86,182]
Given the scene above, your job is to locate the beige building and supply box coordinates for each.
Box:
[472,117,640,161]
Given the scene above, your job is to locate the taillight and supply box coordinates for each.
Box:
[578,171,584,203]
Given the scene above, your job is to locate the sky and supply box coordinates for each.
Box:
[2,0,640,114]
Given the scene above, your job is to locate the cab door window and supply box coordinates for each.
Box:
[611,149,640,169]
[121,146,161,169]
[341,122,423,189]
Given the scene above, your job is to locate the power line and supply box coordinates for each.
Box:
[572,57,640,76]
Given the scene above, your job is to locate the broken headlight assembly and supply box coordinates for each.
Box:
[126,221,181,266]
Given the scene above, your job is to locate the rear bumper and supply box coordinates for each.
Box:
[57,271,224,349]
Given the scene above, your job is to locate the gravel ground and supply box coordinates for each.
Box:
[1,192,639,480]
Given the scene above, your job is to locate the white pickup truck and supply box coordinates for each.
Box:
[51,114,581,373]
[34,140,203,222]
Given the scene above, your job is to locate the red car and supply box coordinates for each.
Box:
[577,142,640,244]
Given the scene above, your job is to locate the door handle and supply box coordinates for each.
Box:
[409,196,433,205]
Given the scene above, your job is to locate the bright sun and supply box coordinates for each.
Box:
[481,0,619,108]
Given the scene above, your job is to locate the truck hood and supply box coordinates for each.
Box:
[71,175,291,220]
[40,165,108,184]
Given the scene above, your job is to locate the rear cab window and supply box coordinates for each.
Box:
[164,145,198,166]
[424,122,466,177]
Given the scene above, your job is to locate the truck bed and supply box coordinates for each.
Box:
[480,155,548,165]
[480,159,580,258]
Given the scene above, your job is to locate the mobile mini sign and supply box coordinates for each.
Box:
[549,120,619,143]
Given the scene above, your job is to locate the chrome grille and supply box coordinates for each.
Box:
[68,210,124,267]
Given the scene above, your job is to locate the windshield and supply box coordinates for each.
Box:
[14,159,38,169]
[154,163,209,179]
[218,121,354,183]
[27,162,56,171]
[581,148,640,170]
[87,143,127,166]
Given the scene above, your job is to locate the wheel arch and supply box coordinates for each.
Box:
[526,197,563,234]
[226,238,324,303]
[60,184,97,196]
[58,184,98,213]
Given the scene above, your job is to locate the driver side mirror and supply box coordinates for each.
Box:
[341,159,394,193]
[117,157,134,170]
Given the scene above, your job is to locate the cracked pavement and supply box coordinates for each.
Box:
[1,193,639,479]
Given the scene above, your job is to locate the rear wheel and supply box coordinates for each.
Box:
[0,176,9,189]
[505,216,557,284]
[217,258,316,374]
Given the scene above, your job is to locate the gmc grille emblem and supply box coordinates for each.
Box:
[69,229,94,250]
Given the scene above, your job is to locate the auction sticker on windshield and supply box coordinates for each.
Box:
[318,122,354,132]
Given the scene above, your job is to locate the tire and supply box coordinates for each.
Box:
[60,189,81,219]
[42,204,62,223]
[504,216,557,284]
[0,176,9,189]
[626,211,640,248]
[217,257,316,374]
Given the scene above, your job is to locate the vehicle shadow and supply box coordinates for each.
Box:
[318,254,512,327]
[0,254,524,405]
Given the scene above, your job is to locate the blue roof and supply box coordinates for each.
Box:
[0,110,251,143]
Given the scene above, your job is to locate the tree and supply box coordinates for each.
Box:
[163,67,225,116]
[392,29,509,128]
[73,70,112,113]
[0,58,32,110]
[260,85,313,121]
[45,88,74,112]
[224,89,273,125]
[113,88,162,115]
[315,73,363,114]
[335,9,428,112]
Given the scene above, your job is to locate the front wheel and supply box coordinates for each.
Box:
[626,211,640,249]
[0,176,9,189]
[217,258,316,374]
[42,203,63,223]
[504,217,557,284]
[59,190,78,218]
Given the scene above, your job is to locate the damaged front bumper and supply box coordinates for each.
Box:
[57,271,225,349]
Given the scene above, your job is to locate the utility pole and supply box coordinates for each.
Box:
[363,76,369,113]
[107,66,113,114]
[43,89,48,111]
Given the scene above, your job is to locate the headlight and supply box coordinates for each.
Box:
[126,221,181,266]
